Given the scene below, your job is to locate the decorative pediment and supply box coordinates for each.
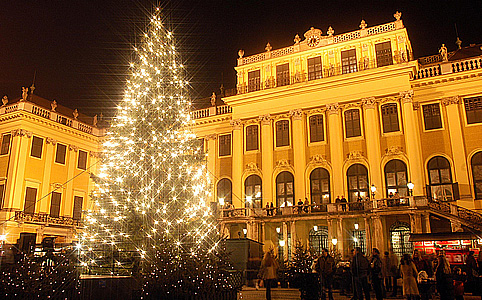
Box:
[303,27,322,40]
[276,159,291,168]
[246,162,259,172]
[310,154,328,166]
[385,146,404,156]
[346,150,364,161]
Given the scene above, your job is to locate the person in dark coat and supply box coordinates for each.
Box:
[316,248,335,300]
[465,251,478,292]
[413,249,429,273]
[351,247,371,300]
[370,248,384,300]
[436,254,455,300]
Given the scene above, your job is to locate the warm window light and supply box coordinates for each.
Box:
[353,237,359,243]
[255,192,261,198]
[218,197,225,206]
[313,225,318,232]
[354,223,359,230]
[0,234,6,241]
[276,227,281,234]
[331,238,338,245]
[246,195,252,203]
[279,240,285,247]
[242,228,247,236]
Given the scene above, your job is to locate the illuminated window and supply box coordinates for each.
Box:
[351,230,367,255]
[427,156,454,201]
[309,115,324,142]
[248,70,261,92]
[275,120,290,147]
[0,134,11,155]
[217,178,232,205]
[464,96,482,124]
[381,103,400,133]
[0,184,5,209]
[276,171,294,207]
[276,63,290,87]
[344,109,361,138]
[471,152,482,199]
[218,134,231,157]
[30,136,43,158]
[347,164,369,202]
[245,175,262,208]
[309,226,328,256]
[308,56,322,81]
[245,125,259,151]
[341,49,357,74]
[375,41,393,67]
[384,159,408,196]
[422,103,442,130]
[310,168,330,206]
[390,222,413,259]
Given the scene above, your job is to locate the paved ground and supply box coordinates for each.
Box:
[237,287,482,300]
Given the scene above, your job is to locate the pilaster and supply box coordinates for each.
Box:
[260,115,274,206]
[40,138,56,213]
[362,97,382,198]
[371,215,383,251]
[63,145,77,216]
[205,134,217,200]
[327,104,344,197]
[290,109,307,202]
[6,130,32,209]
[231,119,243,208]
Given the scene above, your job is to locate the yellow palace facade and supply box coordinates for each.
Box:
[0,89,103,251]
[192,12,482,259]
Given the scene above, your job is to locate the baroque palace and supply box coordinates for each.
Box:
[0,87,102,252]
[191,12,482,259]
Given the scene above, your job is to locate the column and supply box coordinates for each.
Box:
[442,96,471,198]
[290,221,297,253]
[327,104,344,198]
[423,214,431,233]
[290,109,307,202]
[231,119,243,208]
[40,138,56,213]
[362,98,383,198]
[364,217,372,252]
[260,115,274,206]
[371,215,383,251]
[205,134,217,202]
[282,221,289,261]
[400,90,424,196]
[337,218,345,256]
[409,213,423,234]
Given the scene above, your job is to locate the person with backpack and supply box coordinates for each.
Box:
[370,248,383,300]
[351,247,371,300]
[316,248,335,300]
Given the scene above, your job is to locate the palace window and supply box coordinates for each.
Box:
[55,143,67,164]
[50,192,62,218]
[248,70,261,92]
[309,115,324,142]
[341,49,357,74]
[73,196,83,220]
[422,103,442,130]
[217,178,232,205]
[275,120,290,147]
[381,103,400,133]
[308,56,322,81]
[390,222,413,259]
[276,171,294,207]
[309,226,328,257]
[245,175,262,208]
[344,109,361,138]
[0,184,4,209]
[78,150,88,170]
[276,63,290,87]
[218,134,231,157]
[24,187,37,214]
[471,152,482,199]
[427,156,454,201]
[30,136,43,158]
[375,41,393,67]
[310,168,330,207]
[384,159,408,196]
[0,134,11,155]
[245,125,259,151]
[464,96,482,124]
[347,164,369,202]
[351,230,367,255]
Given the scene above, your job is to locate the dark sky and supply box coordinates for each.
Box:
[1,0,481,117]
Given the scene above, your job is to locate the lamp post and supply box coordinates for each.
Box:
[407,182,414,196]
[242,228,247,238]
[370,184,377,199]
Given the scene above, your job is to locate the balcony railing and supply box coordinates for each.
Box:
[0,101,103,136]
[413,56,482,80]
[228,53,410,97]
[14,211,82,227]
[190,104,232,120]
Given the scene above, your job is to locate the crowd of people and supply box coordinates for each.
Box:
[259,247,481,300]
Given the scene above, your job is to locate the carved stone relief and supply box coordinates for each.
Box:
[385,146,403,156]
[11,129,32,137]
[289,109,303,120]
[442,96,460,106]
[399,90,414,103]
[326,103,340,114]
[346,150,364,161]
[362,97,377,109]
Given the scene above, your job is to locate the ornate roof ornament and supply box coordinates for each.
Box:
[21,86,28,101]
[455,37,462,49]
[265,43,272,52]
[238,49,244,58]
[303,27,322,40]
[327,26,334,37]
[2,95,8,106]
[72,109,79,120]
[359,20,367,30]
[294,34,301,44]
[393,11,402,21]
[439,44,448,62]
[51,100,57,111]
[93,115,98,127]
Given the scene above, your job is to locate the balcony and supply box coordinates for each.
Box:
[0,101,104,136]
[190,104,232,120]
[14,211,82,227]
[413,56,482,80]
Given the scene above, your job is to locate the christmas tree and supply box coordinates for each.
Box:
[78,8,237,299]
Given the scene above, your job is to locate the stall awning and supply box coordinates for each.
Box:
[409,232,482,242]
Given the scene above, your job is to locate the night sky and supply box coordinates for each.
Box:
[1,0,481,117]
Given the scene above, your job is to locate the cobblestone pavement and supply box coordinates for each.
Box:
[237,287,482,300]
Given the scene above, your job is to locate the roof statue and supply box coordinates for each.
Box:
[30,83,35,94]
[238,49,244,58]
[439,44,448,62]
[2,95,8,106]
[327,26,334,37]
[51,100,57,111]
[21,86,28,101]
[456,37,462,49]
[72,108,79,120]
[210,92,216,107]
[93,115,98,127]
[394,11,402,21]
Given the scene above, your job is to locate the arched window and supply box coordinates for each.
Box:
[245,175,262,208]
[384,160,408,197]
[390,222,413,258]
[310,168,330,206]
[472,152,482,199]
[217,178,232,206]
[427,156,453,201]
[276,171,294,207]
[309,226,328,256]
[347,164,369,202]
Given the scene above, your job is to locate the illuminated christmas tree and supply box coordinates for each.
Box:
[78,8,236,298]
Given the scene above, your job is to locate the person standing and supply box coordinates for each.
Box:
[388,248,400,297]
[316,249,335,300]
[260,252,279,300]
[465,250,478,292]
[341,195,347,212]
[351,247,371,300]
[413,249,429,273]
[435,254,455,300]
[400,254,419,300]
[382,251,391,294]
[370,248,383,300]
